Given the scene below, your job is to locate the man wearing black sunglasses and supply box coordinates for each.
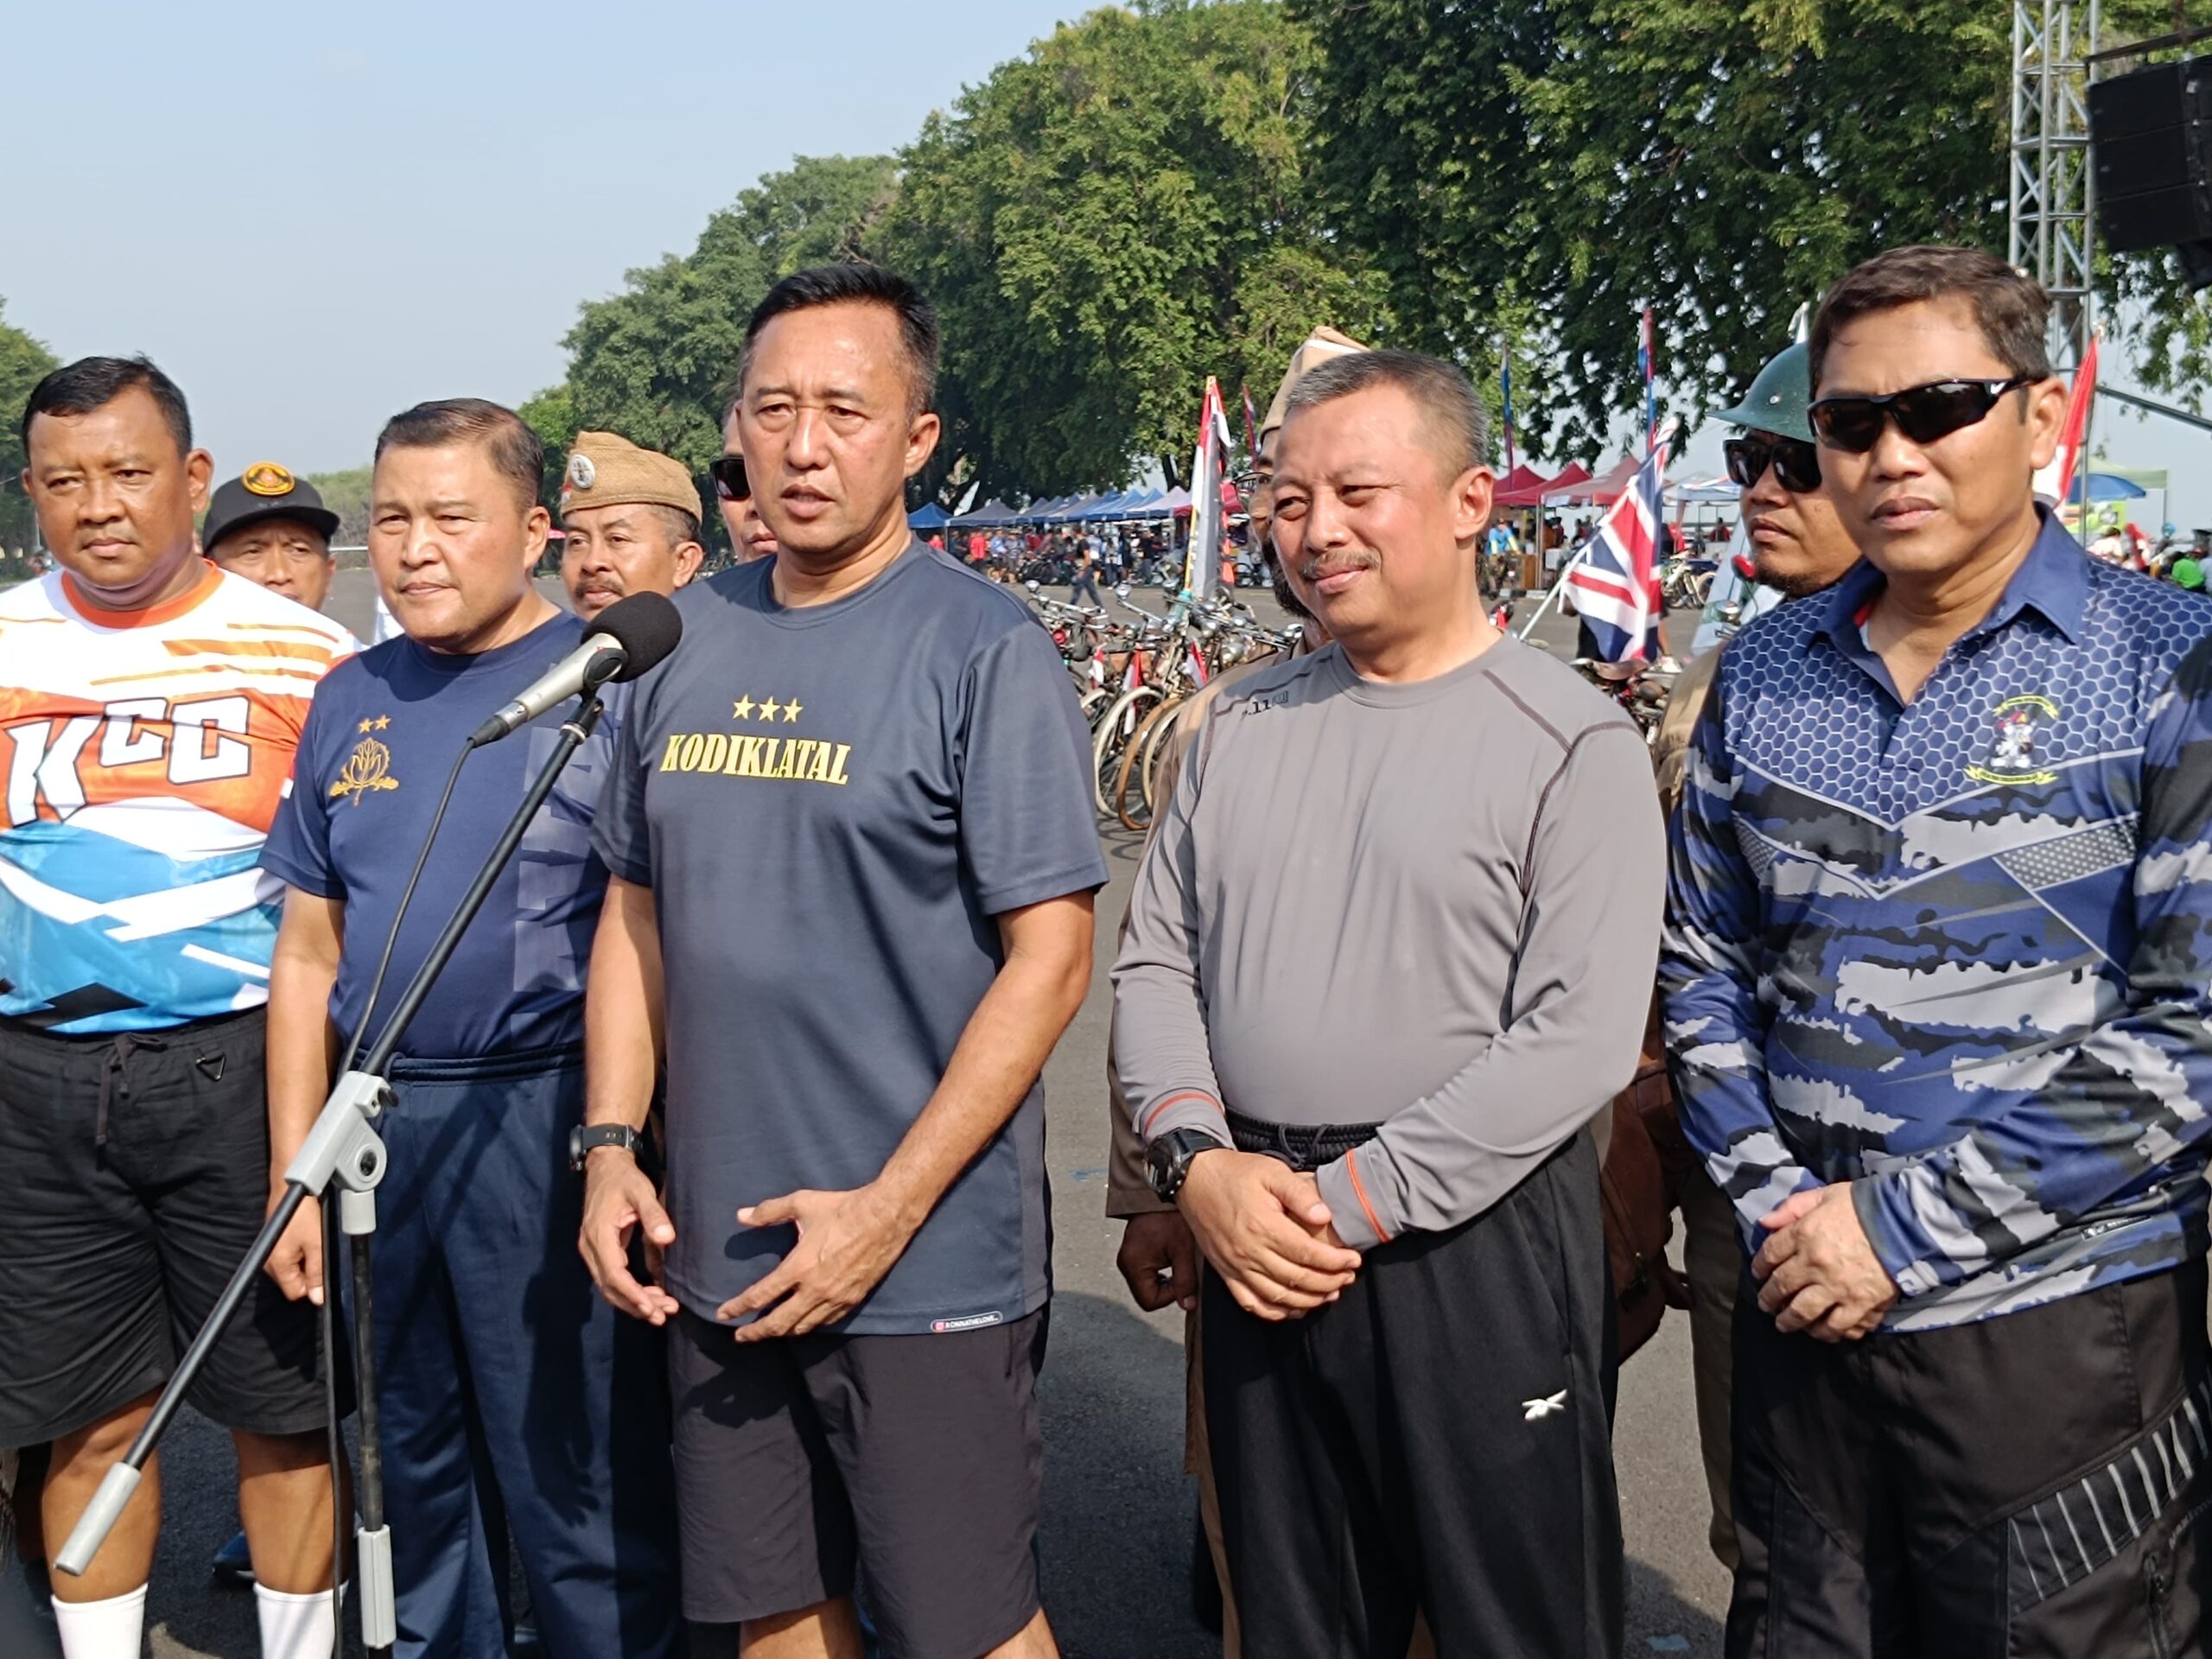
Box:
[1652,338,1863,1579]
[712,402,779,564]
[1664,244,2212,1656]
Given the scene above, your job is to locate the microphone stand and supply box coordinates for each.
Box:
[55,690,610,1658]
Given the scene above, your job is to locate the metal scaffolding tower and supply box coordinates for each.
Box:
[2009,0,2102,372]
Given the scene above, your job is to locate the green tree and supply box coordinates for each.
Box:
[304,465,374,549]
[557,155,900,479]
[883,0,1386,503]
[0,299,60,552]
[1292,0,2207,455]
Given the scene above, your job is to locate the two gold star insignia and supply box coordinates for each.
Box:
[731,697,803,722]
[355,715,391,734]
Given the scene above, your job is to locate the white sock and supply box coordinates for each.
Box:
[51,1583,147,1659]
[255,1583,338,1659]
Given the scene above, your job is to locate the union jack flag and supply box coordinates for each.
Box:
[1567,429,1671,664]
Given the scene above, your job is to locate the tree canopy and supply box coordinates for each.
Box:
[0,300,60,550]
[1288,0,2208,454]
[884,0,1384,502]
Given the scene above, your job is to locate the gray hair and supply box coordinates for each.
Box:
[1281,348,1489,480]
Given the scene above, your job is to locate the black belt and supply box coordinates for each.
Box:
[1225,1108,1383,1173]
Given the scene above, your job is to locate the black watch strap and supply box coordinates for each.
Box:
[1147,1127,1227,1203]
[569,1122,644,1173]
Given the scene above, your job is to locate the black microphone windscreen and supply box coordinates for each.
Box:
[590,592,684,682]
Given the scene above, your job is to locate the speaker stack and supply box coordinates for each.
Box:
[2092,56,2212,289]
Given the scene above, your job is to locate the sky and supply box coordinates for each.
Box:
[6,0,2209,528]
[0,0,1081,475]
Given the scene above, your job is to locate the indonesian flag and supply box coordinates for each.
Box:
[1181,378,1234,599]
[1567,426,1673,663]
[2034,331,2098,507]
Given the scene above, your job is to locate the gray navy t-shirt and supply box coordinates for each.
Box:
[594,543,1108,1335]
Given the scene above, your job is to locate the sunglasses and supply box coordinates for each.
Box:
[1723,434,1821,494]
[709,454,750,502]
[1808,375,2035,454]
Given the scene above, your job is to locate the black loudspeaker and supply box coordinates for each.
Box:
[2091,56,2212,285]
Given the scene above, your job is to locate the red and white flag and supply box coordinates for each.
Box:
[1181,378,1234,598]
[2035,331,2099,508]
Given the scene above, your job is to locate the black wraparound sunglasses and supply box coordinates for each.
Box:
[709,454,750,501]
[1808,375,2036,454]
[1723,434,1821,494]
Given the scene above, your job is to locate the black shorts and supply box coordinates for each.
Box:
[0,1007,350,1447]
[669,1306,1047,1659]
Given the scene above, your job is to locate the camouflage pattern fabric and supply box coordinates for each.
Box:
[1662,513,2212,1331]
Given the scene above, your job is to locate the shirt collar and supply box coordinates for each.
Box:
[1810,505,2088,651]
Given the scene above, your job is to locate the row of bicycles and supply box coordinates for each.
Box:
[1024,582,1300,832]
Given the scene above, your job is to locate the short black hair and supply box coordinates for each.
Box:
[1810,245,2053,392]
[737,263,939,416]
[373,397,543,513]
[21,355,192,460]
[1283,349,1489,480]
[649,504,702,546]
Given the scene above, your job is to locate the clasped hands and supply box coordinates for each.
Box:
[1159,1147,1362,1322]
[1751,1180,1899,1342]
[579,1152,924,1339]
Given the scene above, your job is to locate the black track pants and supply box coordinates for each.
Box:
[1202,1131,1624,1659]
[1729,1256,2211,1658]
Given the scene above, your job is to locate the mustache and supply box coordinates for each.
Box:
[1297,550,1380,582]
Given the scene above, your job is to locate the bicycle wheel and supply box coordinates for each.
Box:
[1080,686,1111,729]
[1115,694,1185,832]
[1091,685,1163,815]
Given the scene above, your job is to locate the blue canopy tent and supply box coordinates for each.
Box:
[1076,490,1142,521]
[907,501,952,531]
[2084,473,2148,503]
[1047,493,1102,522]
[1117,488,1167,518]
[951,497,1022,528]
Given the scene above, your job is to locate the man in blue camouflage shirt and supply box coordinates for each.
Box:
[1664,245,2212,1656]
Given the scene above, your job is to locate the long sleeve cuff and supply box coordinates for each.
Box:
[1316,1146,1394,1253]
[1106,1181,1173,1220]
[1134,1090,1231,1149]
[1853,1166,1964,1299]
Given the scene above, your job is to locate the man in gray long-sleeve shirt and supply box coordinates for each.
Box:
[1113,349,1665,1658]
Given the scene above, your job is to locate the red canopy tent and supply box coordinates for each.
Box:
[1491,462,1557,510]
[1510,460,1592,508]
[1542,454,1638,507]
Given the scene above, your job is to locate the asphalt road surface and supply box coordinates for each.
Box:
[16,569,1728,1657]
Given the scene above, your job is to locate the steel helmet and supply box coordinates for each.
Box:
[1712,341,1814,443]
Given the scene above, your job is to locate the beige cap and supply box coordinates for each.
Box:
[1259,326,1372,443]
[559,430,700,521]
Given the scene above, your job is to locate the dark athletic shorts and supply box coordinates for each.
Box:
[0,1007,351,1447]
[669,1305,1046,1659]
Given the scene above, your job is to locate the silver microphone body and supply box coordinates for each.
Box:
[469,633,625,747]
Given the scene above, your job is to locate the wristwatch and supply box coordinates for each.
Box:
[569,1122,645,1173]
[1147,1127,1228,1204]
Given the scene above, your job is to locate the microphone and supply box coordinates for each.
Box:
[467,591,683,747]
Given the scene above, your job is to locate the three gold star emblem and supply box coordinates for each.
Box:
[731,696,802,722]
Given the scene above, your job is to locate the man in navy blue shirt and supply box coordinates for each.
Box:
[582,265,1104,1659]
[1665,246,2212,1656]
[259,399,678,1659]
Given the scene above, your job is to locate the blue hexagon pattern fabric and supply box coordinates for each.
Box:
[1662,512,2212,1331]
